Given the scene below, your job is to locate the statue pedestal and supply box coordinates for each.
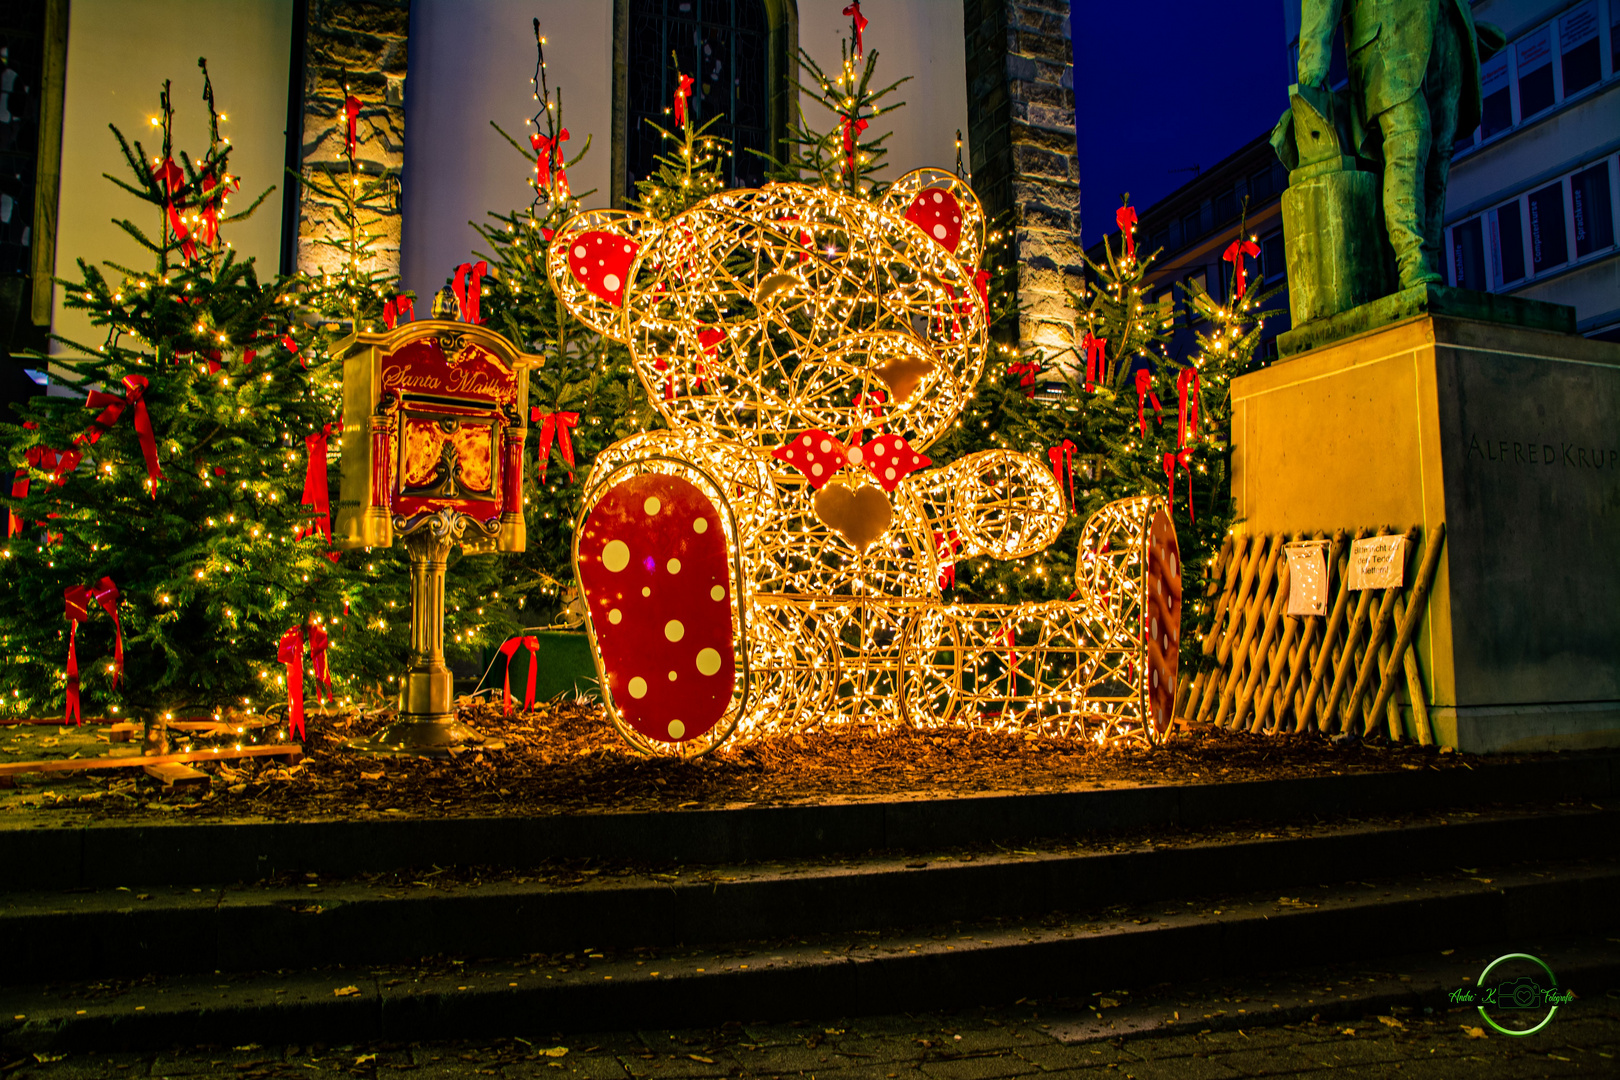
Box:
[1230,313,1620,752]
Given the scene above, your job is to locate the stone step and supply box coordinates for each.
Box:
[2,805,1613,984]
[3,859,1614,1053]
[4,752,1616,890]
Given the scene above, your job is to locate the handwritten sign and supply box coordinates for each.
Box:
[1348,535,1407,590]
[1284,541,1330,616]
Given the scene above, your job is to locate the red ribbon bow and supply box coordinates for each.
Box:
[309,622,332,707]
[531,409,579,484]
[383,295,414,329]
[84,375,164,497]
[852,389,887,430]
[1177,367,1201,449]
[1081,331,1108,391]
[674,73,695,126]
[529,128,570,194]
[344,95,362,156]
[1223,238,1261,300]
[1006,360,1041,396]
[195,172,239,248]
[62,578,123,726]
[842,116,869,173]
[934,529,962,590]
[1134,368,1162,436]
[452,261,487,324]
[278,627,308,740]
[499,635,541,715]
[1048,439,1077,507]
[1116,205,1138,261]
[843,2,869,55]
[151,157,195,261]
[1164,449,1194,523]
[300,424,332,546]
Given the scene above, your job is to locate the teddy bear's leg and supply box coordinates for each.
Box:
[908,496,1182,743]
[575,433,776,756]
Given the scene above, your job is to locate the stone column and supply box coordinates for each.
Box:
[962,0,1080,357]
[293,0,410,279]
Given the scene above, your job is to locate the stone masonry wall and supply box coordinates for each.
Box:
[294,0,409,279]
[963,0,1080,357]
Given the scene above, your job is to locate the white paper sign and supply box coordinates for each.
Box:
[1284,541,1330,616]
[1348,535,1407,590]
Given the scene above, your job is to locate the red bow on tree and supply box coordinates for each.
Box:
[1081,330,1108,390]
[529,128,570,192]
[1176,366,1201,449]
[499,635,541,715]
[934,529,962,590]
[195,171,239,248]
[1048,439,1077,506]
[62,578,121,726]
[151,156,194,259]
[1116,204,1138,261]
[842,116,868,173]
[1223,237,1261,300]
[974,269,990,313]
[1134,368,1162,436]
[344,95,362,156]
[843,2,869,55]
[1164,449,1194,523]
[299,424,332,546]
[308,622,332,707]
[673,73,695,126]
[1006,360,1041,396]
[852,388,887,430]
[531,409,579,484]
[383,295,414,329]
[453,261,487,324]
[84,375,164,497]
[278,626,308,740]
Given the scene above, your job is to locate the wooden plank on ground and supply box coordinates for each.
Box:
[143,762,211,788]
[0,743,302,784]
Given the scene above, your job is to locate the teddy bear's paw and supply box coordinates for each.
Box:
[577,472,738,748]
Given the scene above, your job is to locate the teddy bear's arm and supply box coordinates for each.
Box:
[910,450,1066,561]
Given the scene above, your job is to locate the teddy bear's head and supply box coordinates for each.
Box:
[548,169,988,453]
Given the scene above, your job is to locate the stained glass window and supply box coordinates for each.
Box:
[627,0,771,194]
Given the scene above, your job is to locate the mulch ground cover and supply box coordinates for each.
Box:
[0,700,1530,825]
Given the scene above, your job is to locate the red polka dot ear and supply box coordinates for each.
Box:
[770,430,851,490]
[905,188,964,253]
[857,433,931,492]
[568,231,640,305]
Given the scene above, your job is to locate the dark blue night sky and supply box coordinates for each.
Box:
[1072,1,1290,245]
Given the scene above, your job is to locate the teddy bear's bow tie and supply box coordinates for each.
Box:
[771,430,931,492]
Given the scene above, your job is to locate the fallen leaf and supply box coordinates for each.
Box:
[1376,1016,1405,1030]
[354,1054,377,1066]
[1461,1026,1487,1039]
[542,1048,569,1059]
[234,1045,263,1051]
[333,986,361,997]
[687,1056,714,1064]
[33,1054,68,1064]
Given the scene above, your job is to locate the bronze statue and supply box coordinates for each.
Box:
[1274,0,1504,327]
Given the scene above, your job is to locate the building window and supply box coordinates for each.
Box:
[1261,229,1284,282]
[1181,209,1201,245]
[1572,160,1615,257]
[1448,153,1619,292]
[1478,51,1512,140]
[617,0,793,205]
[1492,201,1526,286]
[1561,2,1602,97]
[1454,0,1616,155]
[1213,188,1236,225]
[1528,180,1569,272]
[1517,27,1557,119]
[1451,218,1488,291]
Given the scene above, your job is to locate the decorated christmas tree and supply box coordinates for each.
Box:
[766,1,909,195]
[0,61,333,726]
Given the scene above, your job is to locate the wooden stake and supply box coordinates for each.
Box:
[1350,527,1420,734]
[1391,594,1433,745]
[1368,523,1447,739]
[1298,530,1362,731]
[1201,535,1248,656]
[1216,535,1269,666]
[1235,550,1292,730]
[1214,536,1282,727]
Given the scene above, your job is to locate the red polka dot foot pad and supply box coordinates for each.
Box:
[578,474,735,744]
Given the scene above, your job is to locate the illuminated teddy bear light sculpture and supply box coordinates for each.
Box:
[549,169,1182,756]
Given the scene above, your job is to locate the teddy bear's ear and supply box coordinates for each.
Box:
[546,209,660,340]
[881,169,987,273]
